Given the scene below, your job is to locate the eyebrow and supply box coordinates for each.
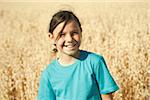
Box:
[61,29,79,34]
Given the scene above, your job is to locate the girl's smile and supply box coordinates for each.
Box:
[63,42,79,52]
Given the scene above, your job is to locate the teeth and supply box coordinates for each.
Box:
[67,45,74,47]
[65,44,76,47]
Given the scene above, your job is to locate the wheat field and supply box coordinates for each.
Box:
[0,1,149,100]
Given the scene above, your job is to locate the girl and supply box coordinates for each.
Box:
[38,10,119,100]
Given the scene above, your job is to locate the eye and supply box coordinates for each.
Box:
[60,33,65,37]
[72,31,79,35]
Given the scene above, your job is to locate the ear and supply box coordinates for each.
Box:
[48,33,54,39]
[48,33,56,44]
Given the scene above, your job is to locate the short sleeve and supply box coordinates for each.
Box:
[94,56,119,94]
[37,70,56,100]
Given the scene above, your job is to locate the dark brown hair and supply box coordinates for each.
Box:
[49,10,82,34]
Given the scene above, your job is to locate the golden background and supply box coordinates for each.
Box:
[0,0,149,100]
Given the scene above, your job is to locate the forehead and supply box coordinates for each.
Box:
[63,21,79,32]
[53,20,80,35]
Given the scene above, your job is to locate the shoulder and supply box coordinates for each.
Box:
[41,59,57,78]
[83,50,103,62]
[47,59,57,69]
[80,50,105,66]
[80,50,107,73]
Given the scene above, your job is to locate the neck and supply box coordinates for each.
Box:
[58,51,80,66]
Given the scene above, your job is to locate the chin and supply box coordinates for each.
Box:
[64,50,79,56]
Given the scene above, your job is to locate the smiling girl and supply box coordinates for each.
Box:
[38,10,119,100]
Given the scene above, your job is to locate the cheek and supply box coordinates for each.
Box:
[74,35,81,42]
[56,39,64,47]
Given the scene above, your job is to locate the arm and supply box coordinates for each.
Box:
[101,93,113,100]
[38,70,56,100]
[93,56,119,100]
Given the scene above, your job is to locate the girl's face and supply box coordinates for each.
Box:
[52,20,82,57]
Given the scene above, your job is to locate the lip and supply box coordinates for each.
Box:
[64,43,77,49]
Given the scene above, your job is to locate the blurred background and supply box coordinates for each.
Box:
[0,0,149,100]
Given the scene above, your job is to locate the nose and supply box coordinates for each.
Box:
[65,33,73,42]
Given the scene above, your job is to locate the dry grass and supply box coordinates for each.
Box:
[0,2,149,100]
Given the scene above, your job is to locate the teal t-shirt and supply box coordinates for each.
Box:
[38,50,119,100]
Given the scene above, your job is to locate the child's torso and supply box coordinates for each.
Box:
[46,50,102,100]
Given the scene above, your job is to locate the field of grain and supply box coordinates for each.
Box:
[0,1,149,100]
